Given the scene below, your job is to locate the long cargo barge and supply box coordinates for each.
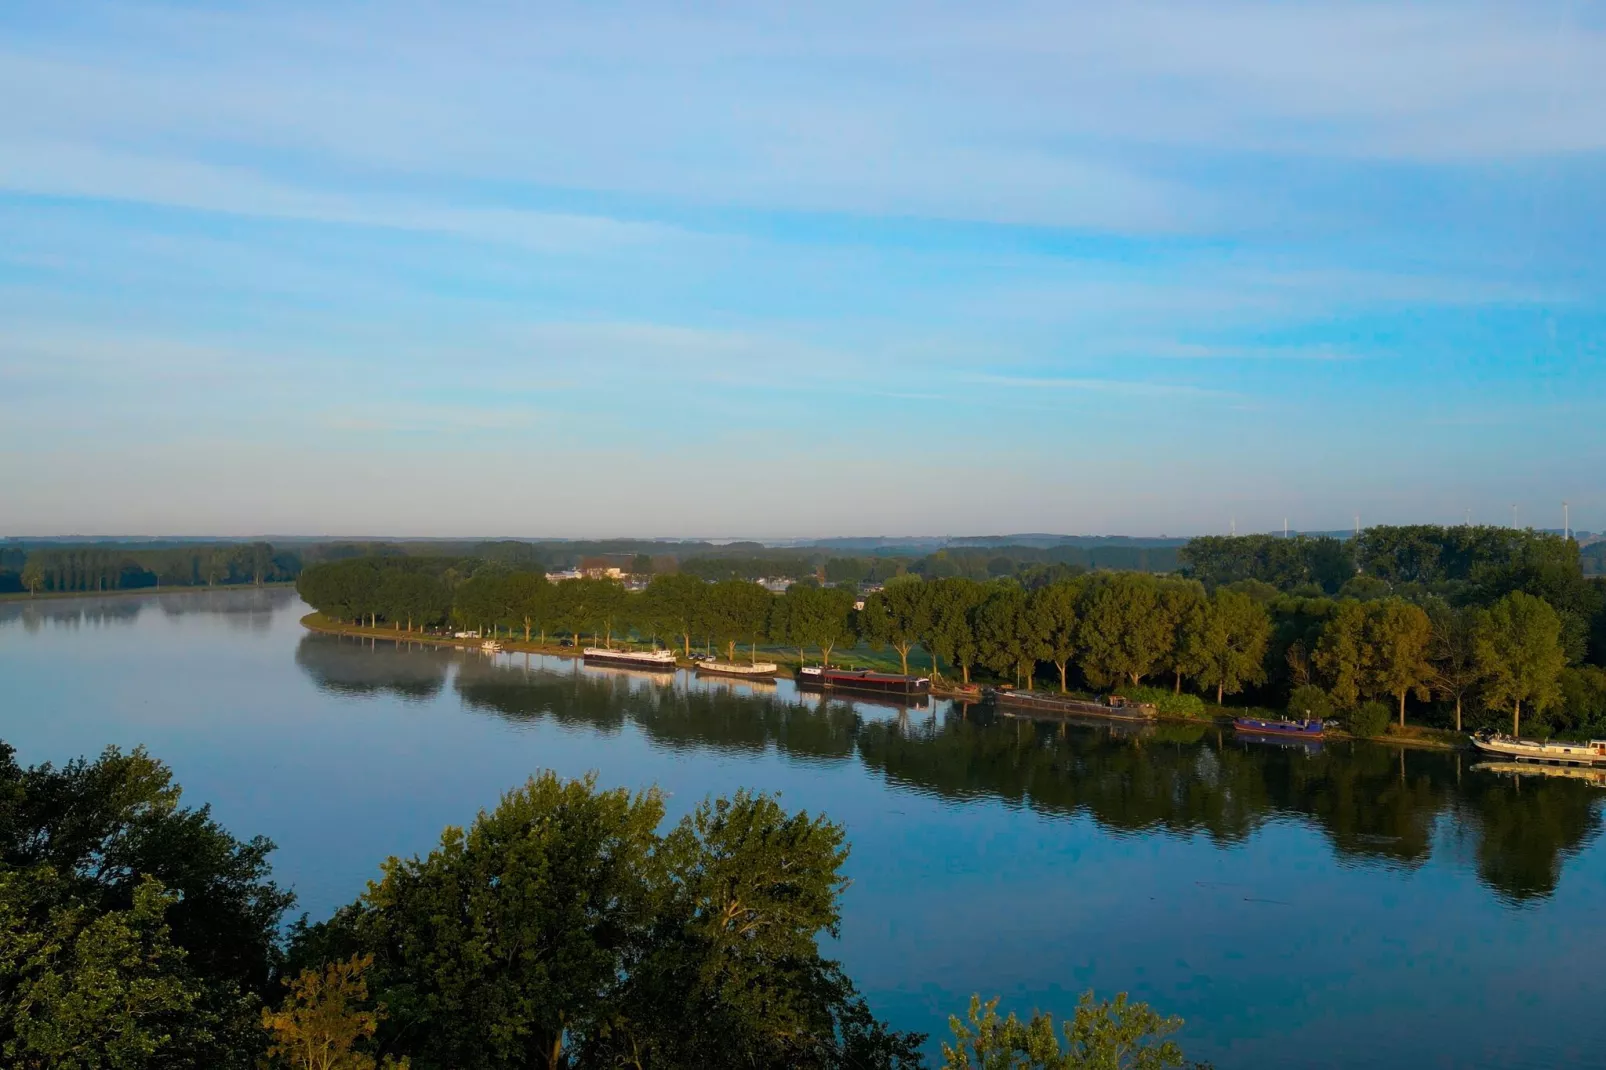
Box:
[583,647,678,672]
[798,666,930,696]
[696,660,779,679]
[987,689,1157,722]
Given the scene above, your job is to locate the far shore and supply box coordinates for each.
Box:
[1,581,297,604]
[299,614,1467,751]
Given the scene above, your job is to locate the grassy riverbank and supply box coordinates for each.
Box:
[1,581,297,604]
[299,612,915,671]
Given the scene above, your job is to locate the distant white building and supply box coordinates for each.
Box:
[545,569,583,582]
[759,577,793,593]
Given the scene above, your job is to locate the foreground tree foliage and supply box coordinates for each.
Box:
[0,743,294,1068]
[262,954,408,1070]
[293,773,925,1070]
[0,872,218,1069]
[942,992,1205,1070]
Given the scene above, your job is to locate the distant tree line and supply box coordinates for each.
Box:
[1,542,301,595]
[297,524,1606,738]
[0,741,1203,1069]
[1181,527,1601,652]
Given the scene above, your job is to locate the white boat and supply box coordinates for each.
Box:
[582,647,678,671]
[480,640,503,653]
[1470,732,1606,767]
[695,660,779,678]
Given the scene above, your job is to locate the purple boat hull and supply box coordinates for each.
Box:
[1234,717,1324,738]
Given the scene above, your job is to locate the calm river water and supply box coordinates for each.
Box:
[3,588,1604,1068]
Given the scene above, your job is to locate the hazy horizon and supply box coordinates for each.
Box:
[3,3,1602,534]
[2,524,1594,544]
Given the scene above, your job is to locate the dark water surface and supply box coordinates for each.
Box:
[3,589,1604,1069]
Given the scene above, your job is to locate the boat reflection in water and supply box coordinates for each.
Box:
[1233,732,1324,757]
[1472,760,1606,788]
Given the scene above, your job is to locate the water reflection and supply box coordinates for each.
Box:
[453,655,862,762]
[292,635,1603,904]
[0,597,146,631]
[294,634,454,701]
[0,587,284,633]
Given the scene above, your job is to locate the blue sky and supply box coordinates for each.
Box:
[2,1,1603,537]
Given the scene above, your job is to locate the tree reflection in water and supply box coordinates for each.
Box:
[294,633,455,701]
[295,637,1605,904]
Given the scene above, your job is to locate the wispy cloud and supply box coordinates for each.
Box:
[0,140,698,253]
[963,373,1238,398]
[316,403,546,435]
[2,2,1603,532]
[1118,341,1363,361]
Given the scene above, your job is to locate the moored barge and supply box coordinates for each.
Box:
[1233,716,1324,739]
[583,647,678,672]
[987,689,1157,722]
[696,660,779,679]
[1470,732,1606,767]
[800,667,930,696]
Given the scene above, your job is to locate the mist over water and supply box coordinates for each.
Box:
[3,588,1604,1068]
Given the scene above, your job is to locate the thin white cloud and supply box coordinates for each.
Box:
[0,139,698,252]
[316,403,546,434]
[3,1,1601,243]
[964,373,1237,398]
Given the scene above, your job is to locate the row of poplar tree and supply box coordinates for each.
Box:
[298,558,1593,736]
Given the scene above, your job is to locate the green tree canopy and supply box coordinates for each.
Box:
[1156,580,1208,695]
[771,585,857,667]
[975,584,1041,688]
[0,871,224,1070]
[1366,600,1434,728]
[925,578,988,684]
[1078,574,1171,688]
[1475,591,1567,737]
[0,743,293,1068]
[294,773,919,1070]
[705,580,774,663]
[502,572,552,643]
[590,792,924,1069]
[354,773,664,1070]
[1313,600,1370,708]
[1426,601,1482,732]
[942,991,1195,1070]
[1187,589,1272,705]
[860,578,932,676]
[641,573,710,657]
[1031,579,1085,693]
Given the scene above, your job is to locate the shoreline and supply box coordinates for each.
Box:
[299,615,1466,750]
[1,581,297,604]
